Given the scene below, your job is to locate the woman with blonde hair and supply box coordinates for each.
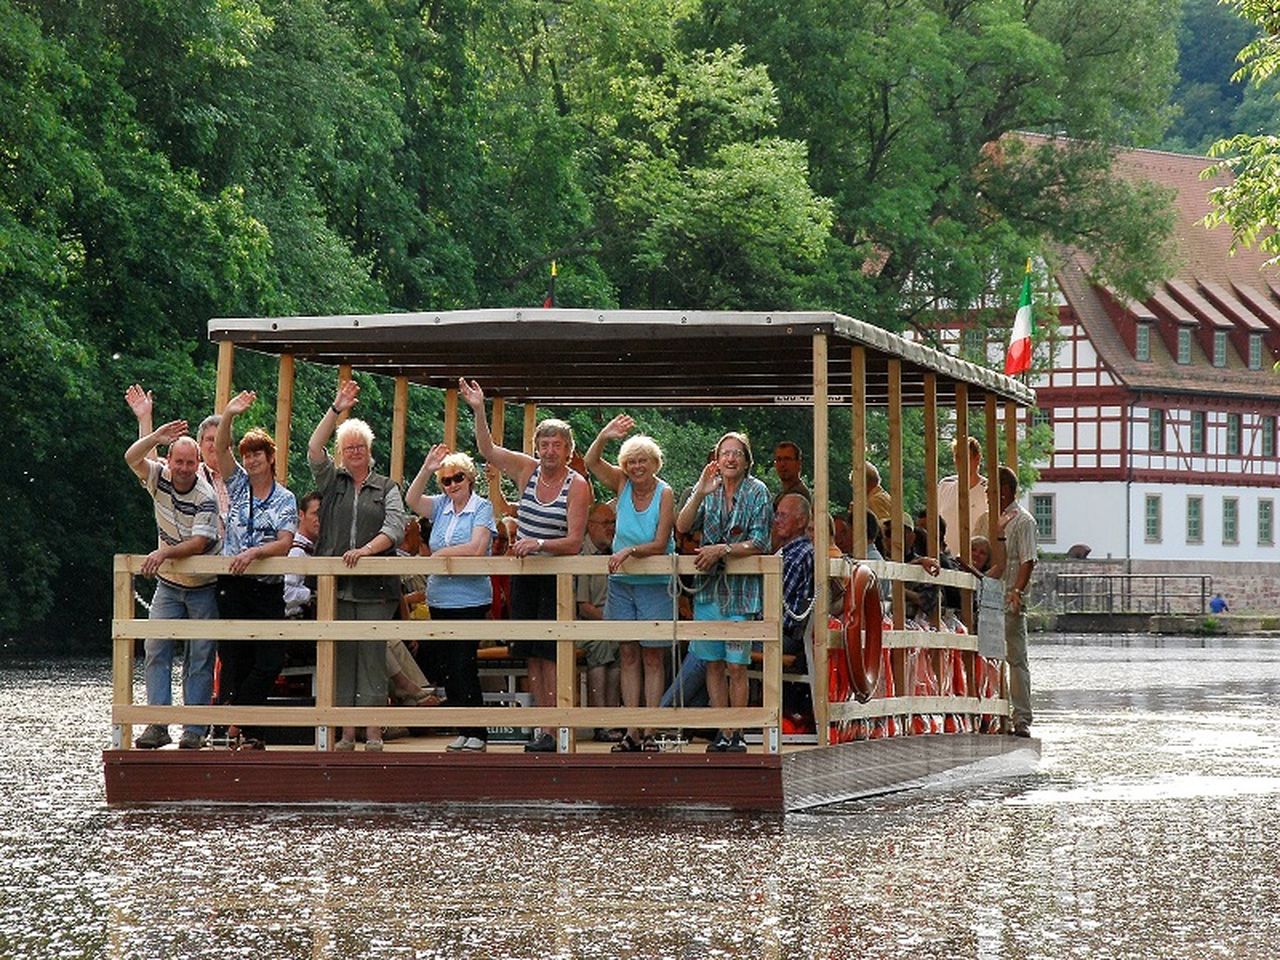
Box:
[584,415,675,752]
[308,379,407,752]
[406,444,497,752]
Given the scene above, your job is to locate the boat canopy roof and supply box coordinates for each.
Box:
[208,308,1035,408]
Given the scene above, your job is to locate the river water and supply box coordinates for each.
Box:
[1,635,1277,959]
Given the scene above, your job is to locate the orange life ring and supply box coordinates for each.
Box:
[841,563,883,703]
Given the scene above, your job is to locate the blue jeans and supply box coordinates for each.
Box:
[660,650,709,709]
[145,580,218,737]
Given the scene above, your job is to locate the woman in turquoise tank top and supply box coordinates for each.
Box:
[584,415,676,752]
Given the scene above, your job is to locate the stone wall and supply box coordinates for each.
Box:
[1032,558,1280,615]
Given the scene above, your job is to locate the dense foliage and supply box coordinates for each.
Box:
[2,0,1177,647]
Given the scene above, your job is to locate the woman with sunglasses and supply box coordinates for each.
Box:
[406,444,497,752]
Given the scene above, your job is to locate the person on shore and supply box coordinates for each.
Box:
[990,465,1036,738]
[771,441,811,509]
[125,418,221,750]
[575,501,623,743]
[308,379,406,752]
[938,435,988,552]
[214,391,298,750]
[405,445,497,752]
[459,378,589,753]
[676,432,772,753]
[1209,593,1228,614]
[584,416,676,752]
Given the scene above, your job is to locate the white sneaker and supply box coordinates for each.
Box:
[460,737,486,752]
[445,735,468,751]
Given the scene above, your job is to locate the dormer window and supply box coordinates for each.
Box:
[1250,333,1263,370]
[1136,323,1151,361]
[1213,330,1228,367]
[1177,328,1192,364]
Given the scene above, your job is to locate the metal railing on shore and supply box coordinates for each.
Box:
[1051,573,1214,615]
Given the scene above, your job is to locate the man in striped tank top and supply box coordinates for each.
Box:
[459,378,591,753]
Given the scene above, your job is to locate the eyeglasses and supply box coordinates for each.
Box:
[439,473,467,487]
[718,448,746,460]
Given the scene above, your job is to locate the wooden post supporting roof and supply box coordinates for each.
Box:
[112,563,134,750]
[923,374,940,627]
[391,376,408,486]
[850,346,868,559]
[443,387,458,449]
[955,384,972,630]
[523,404,537,455]
[274,354,294,485]
[556,573,576,753]
[812,333,831,746]
[336,364,352,425]
[986,395,1001,529]
[215,341,234,413]
[489,397,506,517]
[888,359,905,629]
[1005,400,1019,471]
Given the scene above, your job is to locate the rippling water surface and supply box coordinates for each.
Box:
[2,635,1278,959]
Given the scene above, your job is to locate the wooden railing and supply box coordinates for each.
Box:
[111,554,785,753]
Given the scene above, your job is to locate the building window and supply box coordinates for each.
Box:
[1223,498,1239,545]
[1260,499,1275,546]
[1177,328,1192,364]
[1031,407,1052,430]
[1263,416,1276,458]
[1213,330,1228,367]
[1190,411,1206,453]
[1136,324,1151,361]
[1031,494,1055,542]
[1148,408,1164,452]
[1186,496,1203,544]
[1250,333,1263,370]
[1227,413,1241,456]
[962,326,985,361]
[1145,494,1162,543]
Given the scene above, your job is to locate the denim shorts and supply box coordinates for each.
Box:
[605,580,675,649]
[689,596,751,665]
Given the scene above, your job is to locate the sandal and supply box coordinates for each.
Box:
[641,736,660,752]
[610,734,642,753]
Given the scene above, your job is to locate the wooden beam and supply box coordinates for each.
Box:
[113,567,134,750]
[955,384,973,632]
[490,396,506,446]
[761,565,783,754]
[887,359,905,628]
[315,574,336,750]
[336,364,352,425]
[443,387,459,449]
[1005,399,1019,472]
[391,376,409,485]
[215,341,235,413]
[923,374,940,629]
[274,354,294,485]
[850,346,868,558]
[556,573,578,753]
[986,395,1001,528]
[523,403,537,455]
[811,333,830,747]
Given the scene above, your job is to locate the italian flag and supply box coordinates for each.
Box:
[1004,259,1035,376]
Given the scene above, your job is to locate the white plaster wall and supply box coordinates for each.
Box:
[1029,481,1280,562]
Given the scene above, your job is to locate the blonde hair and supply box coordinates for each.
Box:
[952,435,982,462]
[534,418,574,455]
[334,418,375,468]
[436,452,478,486]
[618,434,663,472]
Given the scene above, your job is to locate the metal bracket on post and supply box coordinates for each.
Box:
[766,725,780,754]
[316,724,329,752]
[558,727,571,754]
[112,725,125,750]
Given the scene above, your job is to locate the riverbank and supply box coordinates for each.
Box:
[1033,611,1280,635]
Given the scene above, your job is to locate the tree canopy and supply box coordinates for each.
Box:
[1,0,1176,647]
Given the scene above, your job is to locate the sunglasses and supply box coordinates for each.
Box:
[439,472,467,487]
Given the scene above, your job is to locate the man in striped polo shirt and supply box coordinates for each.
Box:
[125,418,222,750]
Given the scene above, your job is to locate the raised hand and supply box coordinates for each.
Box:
[694,461,721,496]
[423,443,450,475]
[225,390,255,417]
[600,414,635,442]
[458,378,485,411]
[125,384,153,420]
[334,378,360,412]
[154,419,189,445]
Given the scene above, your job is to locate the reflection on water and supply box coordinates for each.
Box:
[2,636,1278,958]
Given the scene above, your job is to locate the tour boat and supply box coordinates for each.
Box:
[104,309,1040,811]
